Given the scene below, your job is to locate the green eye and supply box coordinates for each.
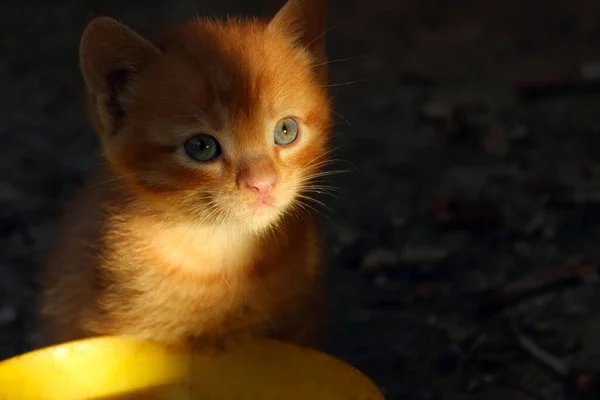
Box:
[184,134,221,162]
[274,118,299,146]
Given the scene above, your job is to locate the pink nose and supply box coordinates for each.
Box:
[244,174,276,197]
[237,158,278,199]
[237,162,278,198]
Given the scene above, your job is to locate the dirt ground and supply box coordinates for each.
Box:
[3,0,600,398]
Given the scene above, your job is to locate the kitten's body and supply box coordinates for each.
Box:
[41,0,331,349]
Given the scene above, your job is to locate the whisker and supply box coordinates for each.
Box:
[294,196,338,224]
[304,169,350,179]
[314,55,371,68]
[303,19,352,53]
[304,151,341,164]
[296,193,336,213]
[302,184,341,191]
[332,110,353,128]
[302,192,344,203]
[318,79,370,88]
[293,198,322,216]
[87,172,143,189]
[302,190,344,201]
[286,202,311,221]
[300,150,349,171]
[301,161,347,174]
[304,189,355,206]
[273,55,369,103]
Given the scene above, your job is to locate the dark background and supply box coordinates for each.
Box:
[3,0,600,398]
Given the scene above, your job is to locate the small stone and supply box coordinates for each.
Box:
[582,62,600,80]
[509,125,529,141]
[399,246,450,265]
[414,283,433,300]
[580,165,594,181]
[337,227,360,247]
[0,180,21,203]
[392,215,406,228]
[461,376,483,393]
[582,316,600,357]
[481,125,510,156]
[363,96,395,118]
[431,196,504,230]
[413,387,440,400]
[338,237,374,270]
[373,274,389,287]
[576,373,597,392]
[0,305,17,326]
[361,248,399,271]
[421,101,451,121]
[397,71,435,87]
[523,212,546,236]
[542,218,559,239]
[445,107,475,140]
[561,335,582,353]
[513,241,532,257]
[437,344,463,373]
[446,166,490,195]
[446,323,476,345]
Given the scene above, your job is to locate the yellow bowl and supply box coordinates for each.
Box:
[0,335,384,400]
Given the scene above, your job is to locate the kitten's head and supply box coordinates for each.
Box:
[80,0,331,232]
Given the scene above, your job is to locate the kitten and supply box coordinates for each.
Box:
[40,0,332,349]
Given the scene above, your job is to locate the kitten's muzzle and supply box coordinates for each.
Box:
[236,158,278,203]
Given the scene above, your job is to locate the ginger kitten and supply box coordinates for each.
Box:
[40,0,332,349]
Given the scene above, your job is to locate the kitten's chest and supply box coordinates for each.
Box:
[148,222,258,274]
[127,259,300,340]
[106,217,317,341]
[119,223,286,332]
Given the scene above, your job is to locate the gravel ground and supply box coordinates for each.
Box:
[4,0,600,399]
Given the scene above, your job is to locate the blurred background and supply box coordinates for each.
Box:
[4,0,600,398]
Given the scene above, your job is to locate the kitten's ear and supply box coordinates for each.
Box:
[79,17,160,134]
[268,0,327,64]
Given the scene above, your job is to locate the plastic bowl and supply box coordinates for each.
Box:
[0,335,384,400]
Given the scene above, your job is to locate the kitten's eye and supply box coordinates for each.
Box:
[184,134,221,162]
[274,117,298,146]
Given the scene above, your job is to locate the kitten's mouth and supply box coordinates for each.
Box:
[248,194,281,219]
[233,186,296,227]
[254,196,275,209]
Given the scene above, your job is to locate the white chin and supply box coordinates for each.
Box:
[248,206,282,230]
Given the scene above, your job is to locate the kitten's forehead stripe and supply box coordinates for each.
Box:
[154,19,318,143]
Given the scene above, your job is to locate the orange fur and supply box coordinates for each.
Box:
[40,0,331,350]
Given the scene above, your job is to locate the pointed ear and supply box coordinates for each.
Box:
[268,0,327,64]
[79,17,160,134]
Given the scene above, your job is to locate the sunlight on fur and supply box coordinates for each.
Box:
[40,0,334,350]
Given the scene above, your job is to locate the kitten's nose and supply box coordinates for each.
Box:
[244,173,276,197]
[237,162,278,198]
